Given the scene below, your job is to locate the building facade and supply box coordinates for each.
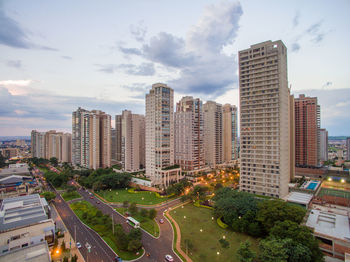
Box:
[72,108,111,169]
[294,94,320,167]
[31,130,71,162]
[115,110,145,172]
[146,83,181,188]
[223,104,238,162]
[347,137,350,161]
[239,40,292,198]
[203,101,223,168]
[320,128,328,162]
[175,96,205,173]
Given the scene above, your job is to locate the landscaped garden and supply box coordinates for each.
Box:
[61,191,81,201]
[170,204,259,262]
[70,201,143,260]
[96,188,174,205]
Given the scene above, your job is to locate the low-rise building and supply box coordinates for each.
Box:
[0,194,50,232]
[0,241,51,262]
[306,208,350,260]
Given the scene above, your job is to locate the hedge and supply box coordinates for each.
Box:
[194,201,214,210]
[217,217,228,229]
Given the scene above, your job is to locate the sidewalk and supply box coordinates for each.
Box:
[51,204,85,262]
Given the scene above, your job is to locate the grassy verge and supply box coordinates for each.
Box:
[70,201,142,260]
[169,204,259,262]
[164,212,186,262]
[115,207,159,237]
[96,188,174,205]
[61,191,81,201]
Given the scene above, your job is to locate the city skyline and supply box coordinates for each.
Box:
[0,0,349,136]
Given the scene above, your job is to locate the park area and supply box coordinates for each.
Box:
[96,188,174,205]
[61,191,81,201]
[169,204,259,262]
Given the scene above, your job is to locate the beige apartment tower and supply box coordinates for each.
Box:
[145,83,181,188]
[72,108,111,169]
[223,104,238,162]
[115,110,145,172]
[203,101,223,168]
[239,40,292,198]
[175,96,205,173]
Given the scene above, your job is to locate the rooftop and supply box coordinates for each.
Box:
[0,242,50,262]
[286,192,313,206]
[0,194,49,232]
[306,209,350,241]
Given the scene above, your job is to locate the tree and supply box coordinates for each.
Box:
[41,191,56,202]
[71,254,78,262]
[219,238,230,249]
[269,220,323,262]
[49,157,58,167]
[123,200,129,208]
[63,257,69,262]
[148,208,157,219]
[214,183,223,191]
[0,153,6,168]
[140,208,148,218]
[256,200,306,233]
[128,202,138,216]
[259,238,289,262]
[127,239,142,252]
[236,240,256,262]
[128,228,142,240]
[115,226,129,250]
[61,239,66,252]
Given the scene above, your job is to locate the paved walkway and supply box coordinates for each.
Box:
[166,207,193,262]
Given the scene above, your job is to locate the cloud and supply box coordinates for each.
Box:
[6,60,22,68]
[130,22,147,42]
[291,42,301,52]
[0,4,57,50]
[119,1,243,96]
[293,11,300,28]
[61,55,72,60]
[95,63,155,76]
[0,83,144,135]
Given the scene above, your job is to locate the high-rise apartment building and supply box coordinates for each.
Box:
[115,110,145,172]
[203,101,223,168]
[319,128,328,162]
[72,108,111,169]
[346,137,350,161]
[145,83,181,188]
[31,130,45,158]
[111,128,117,165]
[239,40,292,198]
[175,96,205,173]
[223,104,238,162]
[294,94,320,167]
[31,130,71,162]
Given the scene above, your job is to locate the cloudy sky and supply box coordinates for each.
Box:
[0,0,349,136]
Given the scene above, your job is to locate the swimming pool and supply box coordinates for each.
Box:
[306,182,318,190]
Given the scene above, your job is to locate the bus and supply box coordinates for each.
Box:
[126,217,140,228]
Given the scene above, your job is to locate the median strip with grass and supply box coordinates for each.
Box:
[115,207,159,237]
[61,191,81,201]
[169,204,259,262]
[96,188,174,205]
[70,201,142,260]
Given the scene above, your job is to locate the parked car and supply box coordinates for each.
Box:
[76,242,82,249]
[159,219,164,224]
[165,254,174,261]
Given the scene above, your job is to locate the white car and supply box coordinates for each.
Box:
[165,254,174,262]
[76,242,82,249]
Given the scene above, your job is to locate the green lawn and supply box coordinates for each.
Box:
[115,207,159,237]
[96,188,174,205]
[170,204,259,262]
[318,188,350,199]
[70,201,142,260]
[61,191,81,201]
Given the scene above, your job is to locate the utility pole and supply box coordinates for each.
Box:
[74,224,76,242]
